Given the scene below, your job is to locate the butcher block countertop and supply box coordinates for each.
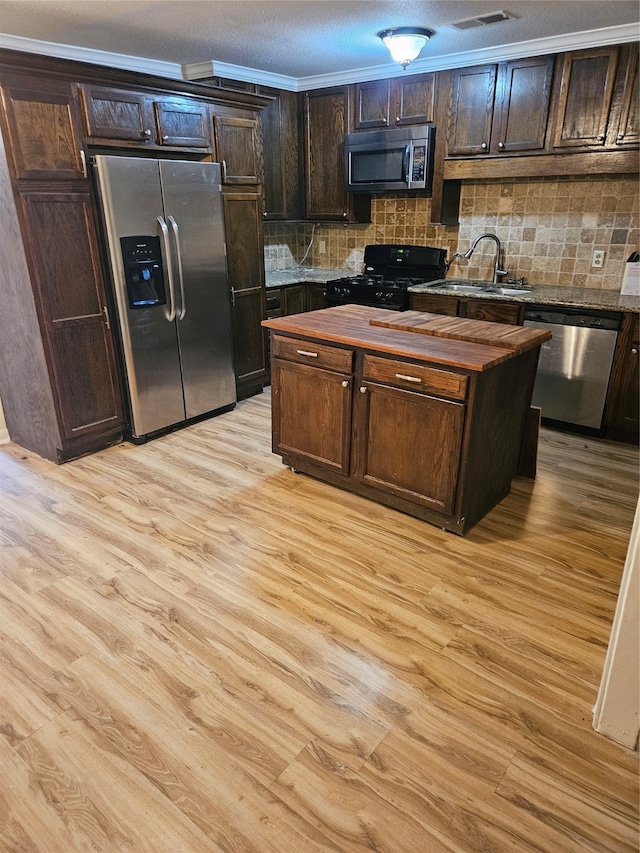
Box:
[262,304,551,372]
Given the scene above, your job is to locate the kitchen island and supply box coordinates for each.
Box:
[262,305,551,534]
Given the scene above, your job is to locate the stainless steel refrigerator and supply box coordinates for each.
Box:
[94,155,236,441]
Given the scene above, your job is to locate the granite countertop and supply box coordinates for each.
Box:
[408,279,639,313]
[265,268,351,287]
[265,268,639,313]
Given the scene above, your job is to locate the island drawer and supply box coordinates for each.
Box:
[362,354,468,400]
[271,334,353,373]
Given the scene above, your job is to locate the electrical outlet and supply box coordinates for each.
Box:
[319,240,326,254]
[592,250,605,268]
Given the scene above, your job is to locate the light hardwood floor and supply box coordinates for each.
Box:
[1,388,638,853]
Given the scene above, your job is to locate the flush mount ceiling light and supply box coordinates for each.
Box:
[377,26,435,69]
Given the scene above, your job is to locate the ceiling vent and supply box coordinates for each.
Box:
[450,10,515,30]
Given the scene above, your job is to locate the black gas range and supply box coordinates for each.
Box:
[325,244,448,311]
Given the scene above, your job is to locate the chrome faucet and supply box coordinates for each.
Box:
[463,233,508,284]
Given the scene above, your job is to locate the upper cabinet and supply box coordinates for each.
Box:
[551,46,619,149]
[80,85,211,150]
[257,85,304,220]
[212,110,262,185]
[304,86,370,222]
[447,56,554,156]
[354,72,435,129]
[612,43,639,147]
[2,74,87,180]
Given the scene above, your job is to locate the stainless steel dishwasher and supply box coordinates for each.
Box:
[523,306,621,431]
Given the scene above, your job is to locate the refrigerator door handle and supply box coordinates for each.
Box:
[157,215,177,322]
[168,214,186,320]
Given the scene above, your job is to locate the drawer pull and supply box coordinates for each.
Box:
[296,349,318,358]
[395,373,422,383]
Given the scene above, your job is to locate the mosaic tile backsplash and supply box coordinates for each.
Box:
[264,174,639,291]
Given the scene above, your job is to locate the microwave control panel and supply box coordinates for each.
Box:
[411,146,426,183]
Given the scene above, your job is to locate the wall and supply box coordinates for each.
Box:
[264,173,639,289]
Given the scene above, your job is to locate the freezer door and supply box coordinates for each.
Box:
[94,155,185,438]
[159,161,236,418]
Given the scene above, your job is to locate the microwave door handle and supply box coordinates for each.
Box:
[402,144,411,187]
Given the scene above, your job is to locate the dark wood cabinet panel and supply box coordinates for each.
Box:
[223,189,266,396]
[448,65,497,156]
[409,293,460,316]
[306,283,328,312]
[354,79,391,129]
[355,380,464,515]
[552,46,619,149]
[410,293,524,325]
[214,113,262,184]
[284,285,307,315]
[610,42,639,147]
[21,190,123,444]
[272,358,353,474]
[462,299,524,325]
[257,86,303,220]
[304,87,370,222]
[605,312,639,443]
[493,56,554,153]
[80,85,152,142]
[354,73,435,129]
[1,75,86,180]
[154,98,210,147]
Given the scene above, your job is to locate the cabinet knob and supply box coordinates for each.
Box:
[342,212,348,219]
[162,135,169,141]
[263,211,267,218]
[395,117,400,124]
[341,380,349,388]
[359,386,367,394]
[481,142,488,149]
[597,134,605,141]
[617,133,625,141]
[498,141,505,149]
[632,348,638,355]
[383,117,388,125]
[144,129,151,137]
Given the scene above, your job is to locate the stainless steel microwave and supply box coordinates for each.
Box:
[345,125,436,193]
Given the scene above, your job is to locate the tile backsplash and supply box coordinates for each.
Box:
[263,173,639,290]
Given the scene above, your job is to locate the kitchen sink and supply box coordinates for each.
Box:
[427,280,531,296]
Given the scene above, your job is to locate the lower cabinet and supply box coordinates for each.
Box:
[605,311,639,443]
[269,330,537,533]
[410,292,524,324]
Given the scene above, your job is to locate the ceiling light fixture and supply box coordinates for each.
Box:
[377,26,434,69]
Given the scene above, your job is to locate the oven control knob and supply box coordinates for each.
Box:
[375,291,384,300]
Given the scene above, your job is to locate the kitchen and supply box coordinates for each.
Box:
[0,2,639,851]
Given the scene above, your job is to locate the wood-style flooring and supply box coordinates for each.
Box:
[0,389,638,853]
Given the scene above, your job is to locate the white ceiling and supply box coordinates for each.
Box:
[0,1,638,89]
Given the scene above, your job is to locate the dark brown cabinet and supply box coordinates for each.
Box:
[271,335,353,475]
[551,46,619,149]
[609,42,639,147]
[213,111,262,184]
[410,293,524,325]
[80,85,211,149]
[354,73,435,129]
[257,86,303,220]
[605,312,639,443]
[0,73,124,461]
[223,189,267,399]
[448,56,554,156]
[304,87,370,222]
[355,354,465,515]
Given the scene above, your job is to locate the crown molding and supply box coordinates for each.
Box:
[1,22,638,93]
[183,60,297,91]
[0,32,184,78]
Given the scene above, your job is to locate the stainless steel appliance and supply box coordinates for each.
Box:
[325,244,447,311]
[94,155,236,441]
[523,306,621,431]
[345,126,436,193]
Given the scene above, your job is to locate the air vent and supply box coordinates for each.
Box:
[451,10,515,30]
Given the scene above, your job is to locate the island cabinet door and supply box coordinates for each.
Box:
[354,380,465,516]
[271,357,353,474]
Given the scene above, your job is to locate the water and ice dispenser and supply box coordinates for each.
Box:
[120,236,166,309]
